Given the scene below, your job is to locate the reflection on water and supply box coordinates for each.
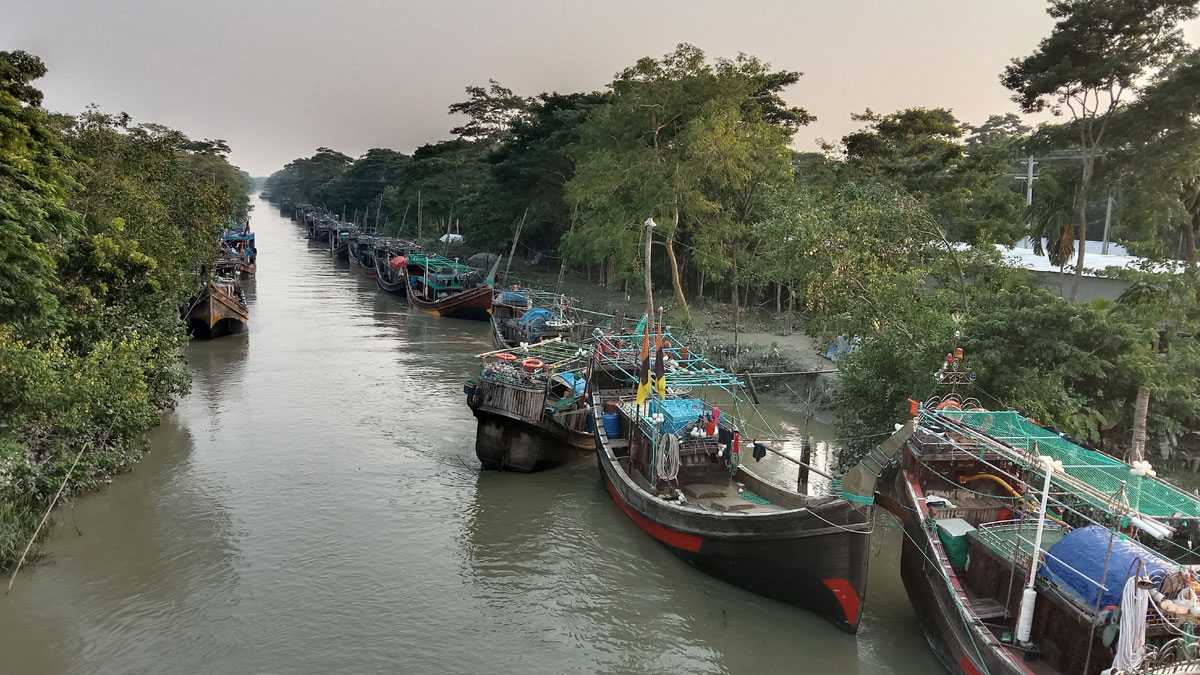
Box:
[0,197,940,675]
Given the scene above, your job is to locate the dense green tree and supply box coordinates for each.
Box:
[448,80,531,146]
[0,51,247,570]
[0,50,77,333]
[836,108,1027,244]
[565,44,807,324]
[1002,0,1199,300]
[465,91,611,251]
[264,147,352,205]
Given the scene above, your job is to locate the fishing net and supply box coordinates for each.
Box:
[938,410,1200,518]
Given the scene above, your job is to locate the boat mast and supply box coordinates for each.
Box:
[503,208,528,287]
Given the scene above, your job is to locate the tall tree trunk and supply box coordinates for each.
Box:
[697,269,706,301]
[1071,155,1095,302]
[664,210,690,324]
[731,248,739,360]
[775,283,781,315]
[1130,384,1151,464]
[1186,204,1199,302]
[787,284,795,314]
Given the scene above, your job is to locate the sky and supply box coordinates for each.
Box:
[6,1,1200,177]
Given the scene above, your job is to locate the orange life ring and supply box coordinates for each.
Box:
[496,352,517,361]
[936,400,962,411]
[522,358,544,373]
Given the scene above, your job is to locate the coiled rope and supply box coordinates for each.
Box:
[656,433,680,482]
[1112,575,1149,672]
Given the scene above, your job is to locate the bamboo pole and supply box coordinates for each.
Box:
[503,208,528,286]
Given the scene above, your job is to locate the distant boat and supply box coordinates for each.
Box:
[467,340,594,472]
[375,239,415,295]
[404,253,492,321]
[186,277,248,339]
[217,226,256,277]
[329,222,351,260]
[348,233,377,278]
[491,287,582,349]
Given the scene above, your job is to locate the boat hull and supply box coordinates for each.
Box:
[472,411,590,472]
[408,283,492,321]
[893,471,1031,675]
[591,394,870,632]
[376,273,407,295]
[186,283,248,340]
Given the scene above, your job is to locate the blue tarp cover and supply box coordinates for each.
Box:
[500,291,528,304]
[556,372,586,396]
[1042,525,1171,610]
[520,307,555,326]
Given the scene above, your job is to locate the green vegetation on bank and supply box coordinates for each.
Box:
[269,0,1200,468]
[0,51,248,571]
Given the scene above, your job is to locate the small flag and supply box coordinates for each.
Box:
[654,310,666,397]
[635,311,652,405]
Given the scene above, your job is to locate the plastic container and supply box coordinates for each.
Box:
[603,400,618,414]
[603,412,621,439]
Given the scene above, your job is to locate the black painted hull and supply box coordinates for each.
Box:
[590,393,871,633]
[894,471,1031,675]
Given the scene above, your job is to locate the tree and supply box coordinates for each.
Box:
[1106,49,1200,281]
[466,91,610,249]
[836,108,1027,244]
[0,50,77,332]
[448,80,531,146]
[566,44,806,325]
[1002,0,1199,300]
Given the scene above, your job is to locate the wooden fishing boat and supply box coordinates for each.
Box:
[404,253,493,321]
[308,215,333,242]
[467,340,594,472]
[186,277,248,339]
[374,238,413,295]
[491,287,582,349]
[217,226,256,276]
[329,222,351,260]
[587,323,890,633]
[883,336,1200,675]
[348,233,377,278]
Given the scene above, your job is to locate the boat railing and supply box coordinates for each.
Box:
[974,520,1117,606]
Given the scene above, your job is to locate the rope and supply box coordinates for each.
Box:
[656,433,680,482]
[1112,575,1149,672]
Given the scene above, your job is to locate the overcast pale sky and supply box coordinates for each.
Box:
[7,1,1200,176]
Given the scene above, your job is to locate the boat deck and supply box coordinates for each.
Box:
[619,458,787,515]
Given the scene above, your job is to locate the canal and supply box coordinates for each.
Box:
[0,197,941,674]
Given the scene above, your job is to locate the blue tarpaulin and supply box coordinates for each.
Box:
[500,291,528,304]
[555,372,586,396]
[520,307,555,326]
[1042,525,1171,610]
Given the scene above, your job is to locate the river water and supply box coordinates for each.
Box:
[0,198,941,675]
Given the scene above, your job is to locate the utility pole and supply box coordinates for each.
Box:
[1102,194,1114,255]
[1023,155,1037,206]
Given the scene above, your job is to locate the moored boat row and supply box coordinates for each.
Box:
[265,194,1200,671]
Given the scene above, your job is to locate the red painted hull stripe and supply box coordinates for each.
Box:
[959,655,981,675]
[605,481,703,553]
[822,578,861,628]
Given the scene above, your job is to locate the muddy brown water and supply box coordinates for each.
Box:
[0,197,941,675]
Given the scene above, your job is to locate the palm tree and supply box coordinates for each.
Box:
[1026,169,1080,269]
